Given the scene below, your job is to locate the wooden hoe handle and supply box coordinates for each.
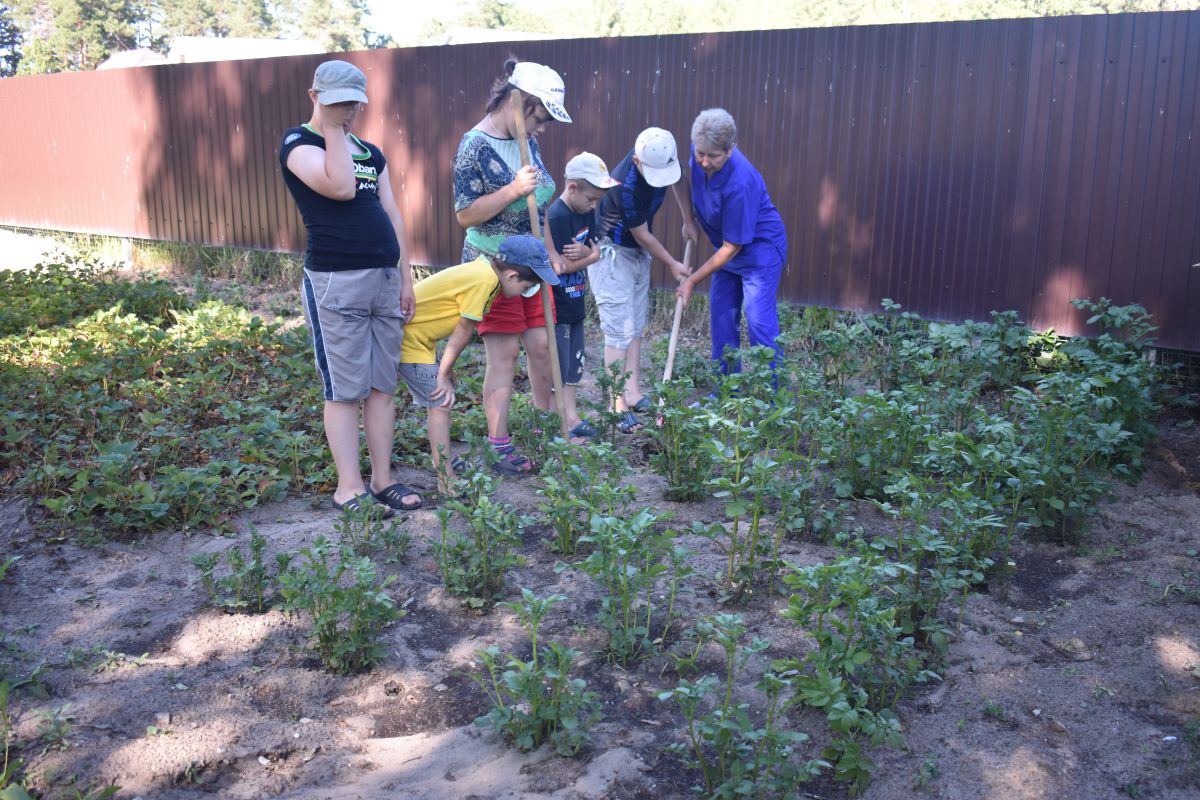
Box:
[510,89,569,440]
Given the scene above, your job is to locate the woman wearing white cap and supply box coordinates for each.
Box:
[452,58,571,474]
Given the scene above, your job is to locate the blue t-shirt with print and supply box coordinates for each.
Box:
[688,144,788,272]
[278,125,401,271]
[546,197,594,325]
[595,149,666,249]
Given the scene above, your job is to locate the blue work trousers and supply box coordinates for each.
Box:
[709,260,783,374]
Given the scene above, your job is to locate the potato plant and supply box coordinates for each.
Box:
[471,590,600,756]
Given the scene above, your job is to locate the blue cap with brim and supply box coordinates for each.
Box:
[497,235,560,285]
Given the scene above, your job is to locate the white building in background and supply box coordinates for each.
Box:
[97,37,324,70]
[166,37,324,63]
[96,48,168,70]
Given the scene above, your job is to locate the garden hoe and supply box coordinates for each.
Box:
[510,88,570,441]
[657,238,695,426]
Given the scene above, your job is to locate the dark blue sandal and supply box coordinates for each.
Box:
[569,420,598,438]
[618,411,644,434]
[630,397,654,413]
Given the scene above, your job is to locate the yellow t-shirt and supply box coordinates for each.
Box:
[401,256,500,364]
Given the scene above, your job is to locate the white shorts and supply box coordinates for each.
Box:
[587,242,651,350]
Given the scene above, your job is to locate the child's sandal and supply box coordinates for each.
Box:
[490,451,533,475]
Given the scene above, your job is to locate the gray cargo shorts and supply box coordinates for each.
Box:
[587,241,651,350]
[301,267,404,402]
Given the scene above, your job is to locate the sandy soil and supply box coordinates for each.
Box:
[2,373,1198,800]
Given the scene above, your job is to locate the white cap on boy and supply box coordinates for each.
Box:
[565,152,620,188]
[634,127,681,187]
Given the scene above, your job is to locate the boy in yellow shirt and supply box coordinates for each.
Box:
[400,235,559,492]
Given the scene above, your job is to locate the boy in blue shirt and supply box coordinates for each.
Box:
[590,128,691,433]
[544,152,618,440]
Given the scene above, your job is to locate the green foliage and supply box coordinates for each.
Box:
[0,680,30,799]
[278,537,401,674]
[507,394,558,473]
[912,751,940,791]
[0,256,190,336]
[35,704,74,752]
[434,470,528,609]
[12,0,140,73]
[701,399,784,594]
[153,0,275,41]
[333,502,411,563]
[136,240,304,290]
[191,526,292,613]
[0,3,21,77]
[471,590,601,756]
[817,389,937,499]
[1,271,330,538]
[650,378,718,502]
[642,298,1161,792]
[980,697,1011,724]
[10,0,386,74]
[61,646,147,674]
[658,614,827,798]
[587,359,631,443]
[536,438,634,556]
[288,0,376,52]
[776,551,924,793]
[569,509,690,665]
[430,0,1192,44]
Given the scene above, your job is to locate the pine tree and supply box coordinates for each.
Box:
[13,0,142,73]
[0,3,23,75]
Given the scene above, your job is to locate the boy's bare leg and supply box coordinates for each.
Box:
[563,384,582,431]
[324,400,366,504]
[624,336,644,406]
[522,326,554,412]
[427,404,453,494]
[482,332,520,438]
[603,345,631,412]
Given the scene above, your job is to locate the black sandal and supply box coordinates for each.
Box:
[371,483,423,511]
[332,493,395,519]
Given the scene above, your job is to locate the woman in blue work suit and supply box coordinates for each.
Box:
[677,107,788,373]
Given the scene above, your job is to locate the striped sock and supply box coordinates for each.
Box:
[489,435,513,455]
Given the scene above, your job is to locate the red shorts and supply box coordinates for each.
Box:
[477,288,556,335]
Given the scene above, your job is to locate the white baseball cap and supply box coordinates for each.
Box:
[312,60,368,105]
[634,127,681,187]
[510,62,572,124]
[565,152,619,188]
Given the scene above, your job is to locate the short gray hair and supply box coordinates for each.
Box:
[691,108,736,152]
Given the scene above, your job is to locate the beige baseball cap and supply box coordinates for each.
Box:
[312,60,368,105]
[565,152,619,189]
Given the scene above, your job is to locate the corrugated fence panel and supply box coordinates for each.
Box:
[0,12,1198,348]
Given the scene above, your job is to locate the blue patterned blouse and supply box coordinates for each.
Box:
[453,129,556,261]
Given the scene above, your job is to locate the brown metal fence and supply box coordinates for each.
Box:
[0,12,1198,347]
